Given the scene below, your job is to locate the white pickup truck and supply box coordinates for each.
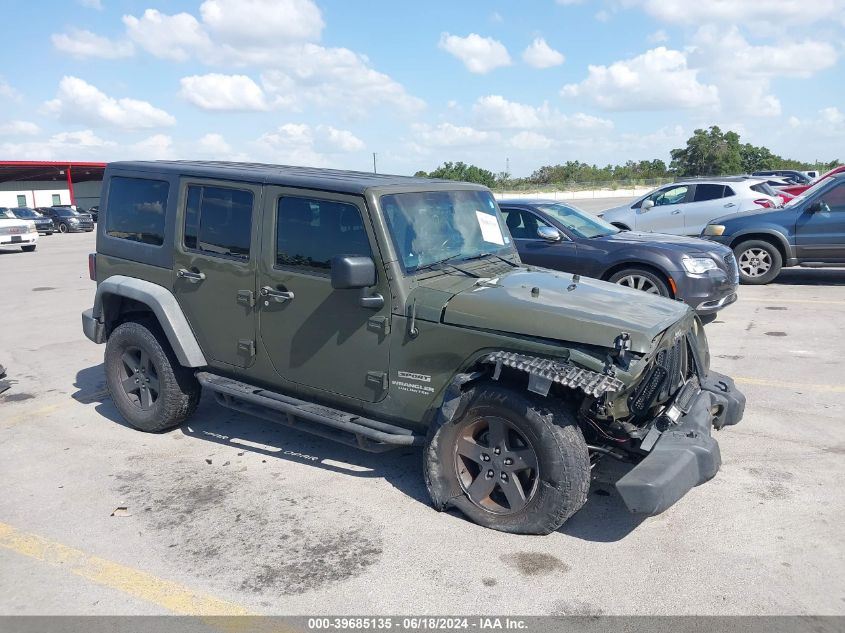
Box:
[0,207,38,252]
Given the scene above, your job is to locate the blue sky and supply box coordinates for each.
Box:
[1,0,843,176]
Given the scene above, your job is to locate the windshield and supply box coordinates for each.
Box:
[535,203,620,238]
[55,207,79,217]
[381,190,514,273]
[12,207,40,219]
[784,177,834,208]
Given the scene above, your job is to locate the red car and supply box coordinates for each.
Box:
[780,165,845,196]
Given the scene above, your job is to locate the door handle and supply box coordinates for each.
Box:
[260,286,294,303]
[177,269,206,283]
[724,202,736,208]
[671,210,682,215]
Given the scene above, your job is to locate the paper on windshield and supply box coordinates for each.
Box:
[476,211,504,245]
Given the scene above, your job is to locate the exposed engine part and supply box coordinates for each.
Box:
[483,351,625,398]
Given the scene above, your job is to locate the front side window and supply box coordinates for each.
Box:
[381,190,513,273]
[276,197,371,272]
[106,176,169,246]
[502,208,552,240]
[651,185,689,206]
[818,182,845,213]
[184,185,253,260]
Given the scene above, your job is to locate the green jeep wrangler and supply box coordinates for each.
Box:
[82,161,745,535]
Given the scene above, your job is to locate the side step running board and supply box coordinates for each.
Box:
[196,372,424,453]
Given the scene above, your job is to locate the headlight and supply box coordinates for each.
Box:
[682,256,718,274]
[27,221,36,232]
[703,224,726,236]
[69,217,79,223]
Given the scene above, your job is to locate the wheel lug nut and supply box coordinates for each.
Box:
[486,469,494,478]
[494,447,501,455]
[504,458,513,466]
[500,473,508,481]
[482,454,490,462]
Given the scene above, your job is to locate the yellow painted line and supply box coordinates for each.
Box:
[740,298,845,306]
[0,521,253,616]
[735,376,845,393]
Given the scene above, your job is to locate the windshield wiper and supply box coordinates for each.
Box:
[414,254,480,278]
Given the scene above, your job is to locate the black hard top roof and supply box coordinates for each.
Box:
[106,160,487,195]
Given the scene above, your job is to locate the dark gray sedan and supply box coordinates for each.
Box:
[498,199,739,319]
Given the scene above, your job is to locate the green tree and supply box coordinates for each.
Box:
[422,161,497,188]
[669,126,743,176]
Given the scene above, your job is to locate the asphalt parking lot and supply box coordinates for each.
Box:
[1,221,844,616]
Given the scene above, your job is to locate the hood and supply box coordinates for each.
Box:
[439,268,689,354]
[598,230,718,253]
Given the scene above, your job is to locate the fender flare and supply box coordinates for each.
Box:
[93,275,207,367]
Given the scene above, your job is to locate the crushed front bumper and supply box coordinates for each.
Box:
[615,371,745,515]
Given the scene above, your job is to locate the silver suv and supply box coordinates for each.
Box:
[601,177,782,237]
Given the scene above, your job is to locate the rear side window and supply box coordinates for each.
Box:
[106,176,169,246]
[751,183,777,196]
[693,184,726,202]
[276,197,371,273]
[184,185,253,260]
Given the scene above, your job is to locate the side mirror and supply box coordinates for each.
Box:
[537,226,562,241]
[330,255,376,289]
[642,199,655,211]
[806,201,829,214]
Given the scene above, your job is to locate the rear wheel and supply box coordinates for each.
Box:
[424,383,590,535]
[21,245,36,252]
[734,240,782,285]
[608,267,671,297]
[105,320,200,432]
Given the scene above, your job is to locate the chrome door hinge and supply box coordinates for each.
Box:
[366,371,389,391]
[237,339,256,358]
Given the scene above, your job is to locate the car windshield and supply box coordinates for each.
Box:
[535,203,620,239]
[0,208,16,219]
[784,177,834,207]
[381,190,514,273]
[55,207,79,217]
[12,207,40,219]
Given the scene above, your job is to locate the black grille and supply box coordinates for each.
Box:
[724,253,739,283]
[628,336,689,419]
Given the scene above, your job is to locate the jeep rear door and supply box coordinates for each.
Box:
[172,179,261,368]
[257,188,391,403]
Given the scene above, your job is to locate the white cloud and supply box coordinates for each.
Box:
[509,131,554,150]
[78,0,102,8]
[0,120,40,136]
[253,123,365,166]
[180,74,269,111]
[438,33,512,74]
[0,129,116,161]
[199,0,323,44]
[44,76,176,129]
[647,29,669,44]
[123,10,212,62]
[0,78,21,101]
[562,47,719,111]
[51,29,133,59]
[522,38,565,69]
[556,0,584,4]
[317,125,365,152]
[132,134,175,160]
[473,95,613,133]
[412,123,498,147]
[635,0,845,26]
[198,133,233,155]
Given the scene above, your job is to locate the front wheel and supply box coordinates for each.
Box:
[608,267,671,297]
[424,383,590,535]
[58,222,69,233]
[104,320,201,432]
[734,240,782,285]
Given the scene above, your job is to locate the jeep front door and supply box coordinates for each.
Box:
[172,180,260,368]
[258,189,391,403]
[795,181,845,262]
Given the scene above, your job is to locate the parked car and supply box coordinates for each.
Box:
[81,160,744,535]
[778,165,845,197]
[87,205,99,222]
[702,173,845,284]
[499,199,738,320]
[8,206,54,235]
[0,208,38,252]
[601,177,782,236]
[752,170,812,185]
[40,206,94,233]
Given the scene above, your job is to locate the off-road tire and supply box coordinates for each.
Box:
[424,383,590,535]
[608,267,671,297]
[105,320,200,432]
[733,239,782,285]
[21,245,36,252]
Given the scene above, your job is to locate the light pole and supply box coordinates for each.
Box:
[373,153,377,174]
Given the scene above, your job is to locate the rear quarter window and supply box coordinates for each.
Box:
[105,176,169,246]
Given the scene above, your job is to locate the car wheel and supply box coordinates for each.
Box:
[21,245,36,252]
[46,232,53,236]
[58,222,69,233]
[734,240,782,285]
[424,383,589,535]
[608,268,671,297]
[105,320,201,433]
